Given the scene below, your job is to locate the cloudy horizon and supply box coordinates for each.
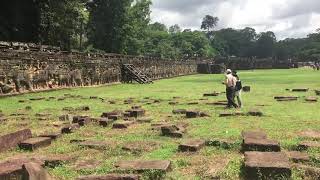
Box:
[150,0,320,40]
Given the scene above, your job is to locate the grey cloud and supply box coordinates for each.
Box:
[152,0,223,12]
[273,0,320,19]
[151,0,320,39]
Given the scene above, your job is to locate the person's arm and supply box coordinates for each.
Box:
[223,75,228,85]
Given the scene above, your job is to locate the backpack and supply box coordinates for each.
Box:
[235,80,242,91]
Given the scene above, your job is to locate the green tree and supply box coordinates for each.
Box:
[87,0,132,53]
[39,0,88,50]
[124,0,152,55]
[149,22,167,32]
[255,31,276,58]
[169,24,181,34]
[201,15,219,32]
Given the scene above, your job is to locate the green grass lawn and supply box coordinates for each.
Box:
[0,68,319,179]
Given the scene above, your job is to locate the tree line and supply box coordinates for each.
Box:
[37,0,320,61]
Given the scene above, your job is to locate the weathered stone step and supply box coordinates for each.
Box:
[101,111,122,119]
[178,139,205,152]
[76,174,139,180]
[39,132,62,140]
[99,118,113,127]
[242,86,251,92]
[78,140,109,150]
[285,151,310,163]
[291,88,309,92]
[298,141,320,150]
[161,124,185,138]
[72,116,91,126]
[205,139,237,149]
[0,129,32,152]
[136,117,152,123]
[112,121,134,129]
[242,138,280,152]
[41,155,73,168]
[186,111,200,118]
[241,130,267,140]
[305,96,318,102]
[172,109,187,114]
[19,137,52,151]
[115,160,171,171]
[61,123,80,134]
[298,130,320,140]
[244,152,291,179]
[0,157,44,180]
[203,92,220,97]
[22,162,53,180]
[247,109,263,116]
[274,96,298,101]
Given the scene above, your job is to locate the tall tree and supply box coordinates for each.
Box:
[255,31,276,58]
[87,0,132,53]
[201,15,219,32]
[39,0,88,50]
[149,22,167,32]
[124,0,152,55]
[169,24,181,34]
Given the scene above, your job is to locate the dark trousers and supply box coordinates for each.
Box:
[226,87,238,108]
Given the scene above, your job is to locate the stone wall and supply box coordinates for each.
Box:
[197,57,294,74]
[0,42,197,95]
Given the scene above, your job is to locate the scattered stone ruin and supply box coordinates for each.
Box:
[0,41,197,95]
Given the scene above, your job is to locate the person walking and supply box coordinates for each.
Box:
[224,69,238,108]
[233,71,243,108]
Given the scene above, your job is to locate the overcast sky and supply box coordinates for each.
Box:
[150,0,320,40]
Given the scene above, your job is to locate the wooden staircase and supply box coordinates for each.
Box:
[121,64,152,84]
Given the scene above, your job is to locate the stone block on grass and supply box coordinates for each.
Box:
[305,96,318,102]
[39,132,62,140]
[298,141,320,150]
[76,174,140,180]
[241,130,267,140]
[115,160,171,172]
[61,123,80,134]
[78,140,109,150]
[161,125,185,138]
[205,139,237,149]
[0,129,32,152]
[298,130,320,140]
[285,151,310,163]
[292,88,309,92]
[219,112,234,117]
[22,162,53,180]
[172,109,187,114]
[244,152,291,179]
[242,86,251,92]
[186,111,200,118]
[19,137,52,151]
[242,138,280,152]
[112,121,134,129]
[99,118,113,127]
[247,109,263,116]
[178,139,205,152]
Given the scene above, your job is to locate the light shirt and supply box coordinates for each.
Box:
[225,74,237,88]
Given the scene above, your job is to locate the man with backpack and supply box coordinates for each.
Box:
[233,71,242,108]
[224,69,238,108]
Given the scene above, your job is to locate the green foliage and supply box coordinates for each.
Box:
[39,0,88,50]
[23,1,320,60]
[201,15,219,32]
[87,0,133,53]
